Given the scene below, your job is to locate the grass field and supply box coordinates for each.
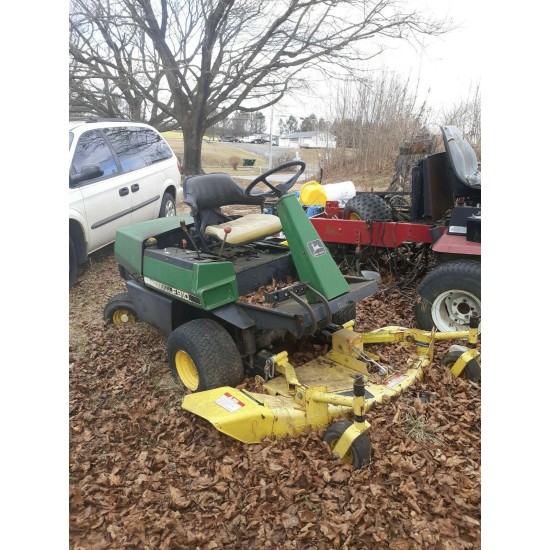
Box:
[162,131,323,179]
[162,131,391,190]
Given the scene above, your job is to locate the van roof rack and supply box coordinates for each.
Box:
[69,116,132,123]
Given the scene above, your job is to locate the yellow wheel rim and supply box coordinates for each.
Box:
[348,213,361,221]
[112,309,136,325]
[175,350,199,390]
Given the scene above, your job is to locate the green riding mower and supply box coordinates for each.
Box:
[104,161,480,468]
[105,161,378,388]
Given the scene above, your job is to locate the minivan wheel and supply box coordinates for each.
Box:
[69,236,78,288]
[160,192,176,217]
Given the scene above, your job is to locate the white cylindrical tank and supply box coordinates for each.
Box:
[299,180,356,207]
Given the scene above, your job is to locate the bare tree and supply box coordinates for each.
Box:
[324,70,433,176]
[440,82,481,159]
[70,0,448,175]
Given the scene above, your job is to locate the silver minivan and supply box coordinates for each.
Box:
[69,119,182,287]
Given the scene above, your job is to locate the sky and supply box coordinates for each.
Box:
[372,0,482,112]
[269,0,482,127]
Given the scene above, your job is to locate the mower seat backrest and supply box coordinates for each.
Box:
[441,125,481,198]
[183,173,281,245]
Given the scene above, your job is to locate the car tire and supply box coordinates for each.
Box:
[159,192,176,218]
[69,236,78,288]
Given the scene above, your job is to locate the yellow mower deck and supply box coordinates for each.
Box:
[182,324,480,459]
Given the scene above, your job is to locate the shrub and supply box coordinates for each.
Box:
[228,155,242,170]
[275,150,299,166]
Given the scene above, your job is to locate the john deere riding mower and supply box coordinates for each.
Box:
[105,161,480,468]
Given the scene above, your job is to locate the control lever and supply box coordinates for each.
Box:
[218,225,232,259]
[180,221,201,259]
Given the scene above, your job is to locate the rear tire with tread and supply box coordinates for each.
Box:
[167,318,244,391]
[343,194,392,221]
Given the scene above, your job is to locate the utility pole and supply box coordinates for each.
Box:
[268,105,274,170]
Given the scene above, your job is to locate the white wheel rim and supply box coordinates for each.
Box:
[431,290,481,332]
[165,199,176,216]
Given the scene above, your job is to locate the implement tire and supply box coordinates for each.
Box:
[343,194,392,221]
[414,260,481,332]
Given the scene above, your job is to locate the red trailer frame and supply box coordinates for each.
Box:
[309,202,480,257]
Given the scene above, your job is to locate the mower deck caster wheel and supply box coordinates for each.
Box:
[103,292,138,325]
[441,350,481,382]
[323,421,372,469]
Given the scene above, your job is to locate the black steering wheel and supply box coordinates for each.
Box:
[244,160,306,198]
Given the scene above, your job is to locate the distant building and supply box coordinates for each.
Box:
[278,131,336,149]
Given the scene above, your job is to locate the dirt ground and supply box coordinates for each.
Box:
[69,196,481,549]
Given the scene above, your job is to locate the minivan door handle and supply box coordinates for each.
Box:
[131,184,140,193]
[119,187,129,196]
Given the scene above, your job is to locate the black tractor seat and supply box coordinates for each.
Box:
[183,173,282,248]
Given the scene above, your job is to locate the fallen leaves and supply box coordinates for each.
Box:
[69,243,481,549]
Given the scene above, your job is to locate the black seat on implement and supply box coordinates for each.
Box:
[441,125,481,200]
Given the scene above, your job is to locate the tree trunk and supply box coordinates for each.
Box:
[182,123,205,176]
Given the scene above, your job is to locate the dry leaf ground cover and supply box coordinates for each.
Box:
[69,204,481,549]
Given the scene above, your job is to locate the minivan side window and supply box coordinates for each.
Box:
[104,127,173,174]
[141,128,174,164]
[71,130,119,183]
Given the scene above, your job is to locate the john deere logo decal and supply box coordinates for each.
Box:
[308,239,325,257]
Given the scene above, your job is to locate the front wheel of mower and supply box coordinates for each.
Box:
[167,318,244,392]
[103,292,138,325]
[441,350,481,382]
[323,421,372,469]
[331,303,356,327]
